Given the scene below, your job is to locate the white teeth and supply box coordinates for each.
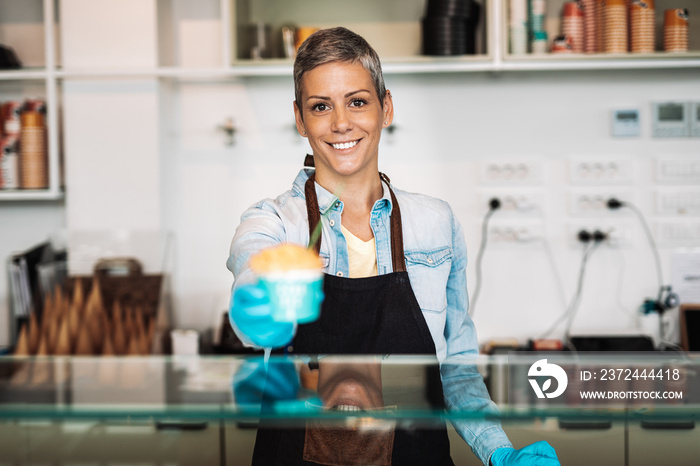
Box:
[335,404,361,412]
[332,140,358,150]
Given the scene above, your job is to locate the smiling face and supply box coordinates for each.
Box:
[317,359,384,411]
[294,61,393,186]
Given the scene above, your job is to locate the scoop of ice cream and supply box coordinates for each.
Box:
[249,243,323,274]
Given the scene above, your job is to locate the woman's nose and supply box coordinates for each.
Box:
[331,107,351,132]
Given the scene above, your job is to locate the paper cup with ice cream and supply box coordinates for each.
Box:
[250,243,324,324]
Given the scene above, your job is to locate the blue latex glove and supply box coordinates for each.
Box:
[233,358,300,405]
[229,283,295,348]
[233,358,320,413]
[491,441,560,466]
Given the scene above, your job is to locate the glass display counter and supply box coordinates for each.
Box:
[1,353,698,465]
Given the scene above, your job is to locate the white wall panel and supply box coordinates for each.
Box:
[60,0,157,68]
[162,69,700,345]
[62,79,161,238]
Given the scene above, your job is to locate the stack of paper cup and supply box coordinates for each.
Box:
[529,0,547,31]
[664,8,689,53]
[562,2,585,52]
[19,106,48,189]
[531,31,549,53]
[580,0,599,53]
[529,0,547,52]
[603,0,629,53]
[0,101,21,190]
[510,0,529,54]
[596,0,606,53]
[630,0,655,53]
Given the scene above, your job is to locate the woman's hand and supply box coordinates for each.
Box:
[229,283,295,348]
[490,441,560,466]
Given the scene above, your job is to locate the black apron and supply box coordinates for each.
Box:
[251,162,453,465]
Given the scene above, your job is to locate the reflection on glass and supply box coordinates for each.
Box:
[316,357,384,411]
[0,355,697,422]
[305,357,394,465]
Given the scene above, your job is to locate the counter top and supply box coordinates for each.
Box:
[1,353,698,426]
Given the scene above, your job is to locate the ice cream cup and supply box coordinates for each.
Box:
[259,270,324,324]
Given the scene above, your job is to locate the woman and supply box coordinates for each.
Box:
[227,27,559,466]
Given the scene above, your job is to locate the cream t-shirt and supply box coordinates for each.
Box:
[341,224,378,278]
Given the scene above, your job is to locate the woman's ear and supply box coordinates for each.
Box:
[382,90,394,127]
[294,101,306,136]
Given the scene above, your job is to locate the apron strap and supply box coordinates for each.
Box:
[304,159,406,273]
[305,172,322,254]
[303,154,315,168]
[381,173,406,273]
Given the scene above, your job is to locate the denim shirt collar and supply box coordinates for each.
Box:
[292,168,393,216]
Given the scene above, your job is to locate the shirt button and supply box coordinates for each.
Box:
[337,271,343,277]
[335,201,341,208]
[427,258,433,264]
[329,219,335,227]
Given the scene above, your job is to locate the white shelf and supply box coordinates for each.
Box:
[0,69,49,81]
[0,0,60,203]
[500,54,700,71]
[55,67,230,79]
[0,189,63,201]
[1,0,698,203]
[49,54,700,80]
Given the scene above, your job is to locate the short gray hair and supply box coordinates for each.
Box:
[293,27,386,109]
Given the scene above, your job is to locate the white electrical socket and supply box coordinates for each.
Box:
[567,222,634,248]
[480,159,543,185]
[487,221,544,247]
[568,156,634,185]
[569,189,634,216]
[655,221,700,245]
[654,157,700,184]
[655,189,700,216]
[479,190,545,214]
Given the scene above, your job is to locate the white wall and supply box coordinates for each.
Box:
[1,67,699,348]
[160,68,700,346]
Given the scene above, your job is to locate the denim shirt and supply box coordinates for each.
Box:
[226,168,512,465]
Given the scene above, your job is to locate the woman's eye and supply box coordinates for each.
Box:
[312,103,328,112]
[350,99,367,107]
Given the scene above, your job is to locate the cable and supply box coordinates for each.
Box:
[469,198,500,317]
[539,238,599,341]
[607,198,663,291]
[607,198,683,349]
[563,242,598,351]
